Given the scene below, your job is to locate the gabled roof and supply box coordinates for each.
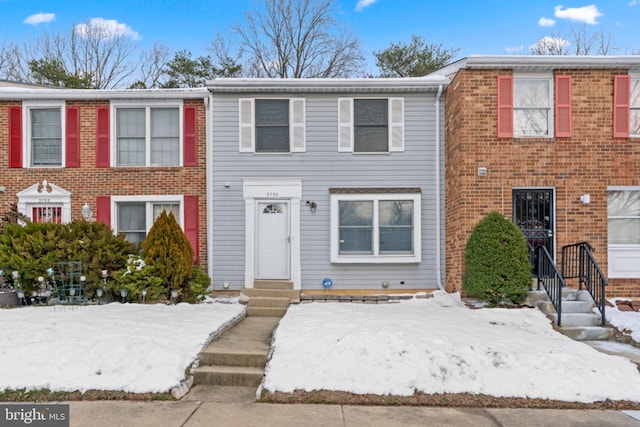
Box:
[430,55,640,78]
[207,76,449,93]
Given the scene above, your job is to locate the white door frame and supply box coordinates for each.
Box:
[243,178,302,289]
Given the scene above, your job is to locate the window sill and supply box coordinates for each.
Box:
[331,255,420,264]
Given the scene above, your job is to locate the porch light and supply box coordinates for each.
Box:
[81,203,92,221]
[306,200,317,213]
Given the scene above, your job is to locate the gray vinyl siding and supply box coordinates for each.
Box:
[211,91,445,291]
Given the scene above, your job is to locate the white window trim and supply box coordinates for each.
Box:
[110,100,184,167]
[238,98,306,154]
[608,186,640,278]
[630,71,640,137]
[330,192,421,263]
[22,100,66,168]
[337,97,405,154]
[111,195,185,238]
[513,72,554,138]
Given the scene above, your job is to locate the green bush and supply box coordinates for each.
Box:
[0,220,135,293]
[183,266,211,303]
[142,211,194,300]
[463,211,531,305]
[112,256,165,302]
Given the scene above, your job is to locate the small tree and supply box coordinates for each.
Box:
[374,34,459,77]
[141,211,194,296]
[463,212,531,305]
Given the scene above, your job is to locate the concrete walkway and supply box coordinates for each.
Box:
[64,386,640,427]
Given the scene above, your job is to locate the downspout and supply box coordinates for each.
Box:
[205,92,215,289]
[435,84,445,291]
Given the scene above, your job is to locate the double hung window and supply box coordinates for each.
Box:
[115,198,181,244]
[331,190,421,263]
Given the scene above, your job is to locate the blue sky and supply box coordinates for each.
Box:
[2,1,640,74]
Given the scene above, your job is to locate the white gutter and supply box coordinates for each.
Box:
[435,84,445,291]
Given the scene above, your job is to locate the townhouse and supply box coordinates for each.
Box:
[439,55,640,297]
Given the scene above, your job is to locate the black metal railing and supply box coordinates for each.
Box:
[536,245,565,327]
[561,242,608,327]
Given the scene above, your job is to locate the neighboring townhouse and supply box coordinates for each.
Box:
[207,77,448,292]
[439,55,640,297]
[0,87,210,268]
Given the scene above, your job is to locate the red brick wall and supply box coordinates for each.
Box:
[0,99,208,270]
[445,67,640,298]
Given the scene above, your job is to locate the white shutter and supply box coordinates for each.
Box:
[338,98,353,152]
[389,97,404,152]
[239,98,254,152]
[290,98,306,152]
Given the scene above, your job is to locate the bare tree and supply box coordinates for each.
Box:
[137,43,171,88]
[18,20,138,88]
[0,40,28,81]
[233,0,365,78]
[531,25,616,56]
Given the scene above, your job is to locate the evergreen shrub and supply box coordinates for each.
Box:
[462,211,531,305]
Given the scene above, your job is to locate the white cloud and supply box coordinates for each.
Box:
[554,5,603,25]
[74,18,141,41]
[629,0,638,6]
[355,0,378,12]
[23,12,55,25]
[538,17,556,27]
[505,45,524,54]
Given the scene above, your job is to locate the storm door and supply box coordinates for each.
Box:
[512,189,554,275]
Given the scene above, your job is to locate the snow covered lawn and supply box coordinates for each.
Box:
[607,298,640,343]
[0,301,244,393]
[263,292,640,403]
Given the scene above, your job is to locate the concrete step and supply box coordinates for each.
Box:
[561,300,594,313]
[557,326,613,341]
[199,349,267,368]
[254,280,293,290]
[242,288,300,303]
[247,296,290,308]
[246,306,288,317]
[193,366,264,387]
[561,288,593,302]
[549,312,602,327]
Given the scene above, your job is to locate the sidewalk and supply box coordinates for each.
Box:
[62,386,640,427]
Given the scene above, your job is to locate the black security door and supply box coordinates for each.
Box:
[512,189,554,275]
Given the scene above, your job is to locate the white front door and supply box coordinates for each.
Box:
[256,201,290,279]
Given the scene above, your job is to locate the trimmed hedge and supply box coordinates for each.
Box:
[463,211,531,304]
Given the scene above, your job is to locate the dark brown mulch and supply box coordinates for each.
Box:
[259,390,640,410]
[0,389,171,402]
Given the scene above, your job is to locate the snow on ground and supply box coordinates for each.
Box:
[3,291,640,402]
[607,298,640,343]
[263,291,640,403]
[0,301,244,393]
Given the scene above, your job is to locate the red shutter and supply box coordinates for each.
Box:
[96,106,110,167]
[96,196,111,227]
[497,76,513,138]
[9,106,22,168]
[183,105,197,167]
[184,195,199,263]
[614,75,630,138]
[65,106,80,167]
[555,76,572,137]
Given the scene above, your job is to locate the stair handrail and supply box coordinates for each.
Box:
[578,244,608,327]
[536,245,565,327]
[561,241,593,279]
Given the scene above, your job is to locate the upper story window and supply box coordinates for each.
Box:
[631,77,640,136]
[114,105,181,166]
[30,108,63,166]
[513,77,552,137]
[498,73,571,139]
[614,74,640,138]
[338,97,404,153]
[330,189,421,263]
[239,98,306,153]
